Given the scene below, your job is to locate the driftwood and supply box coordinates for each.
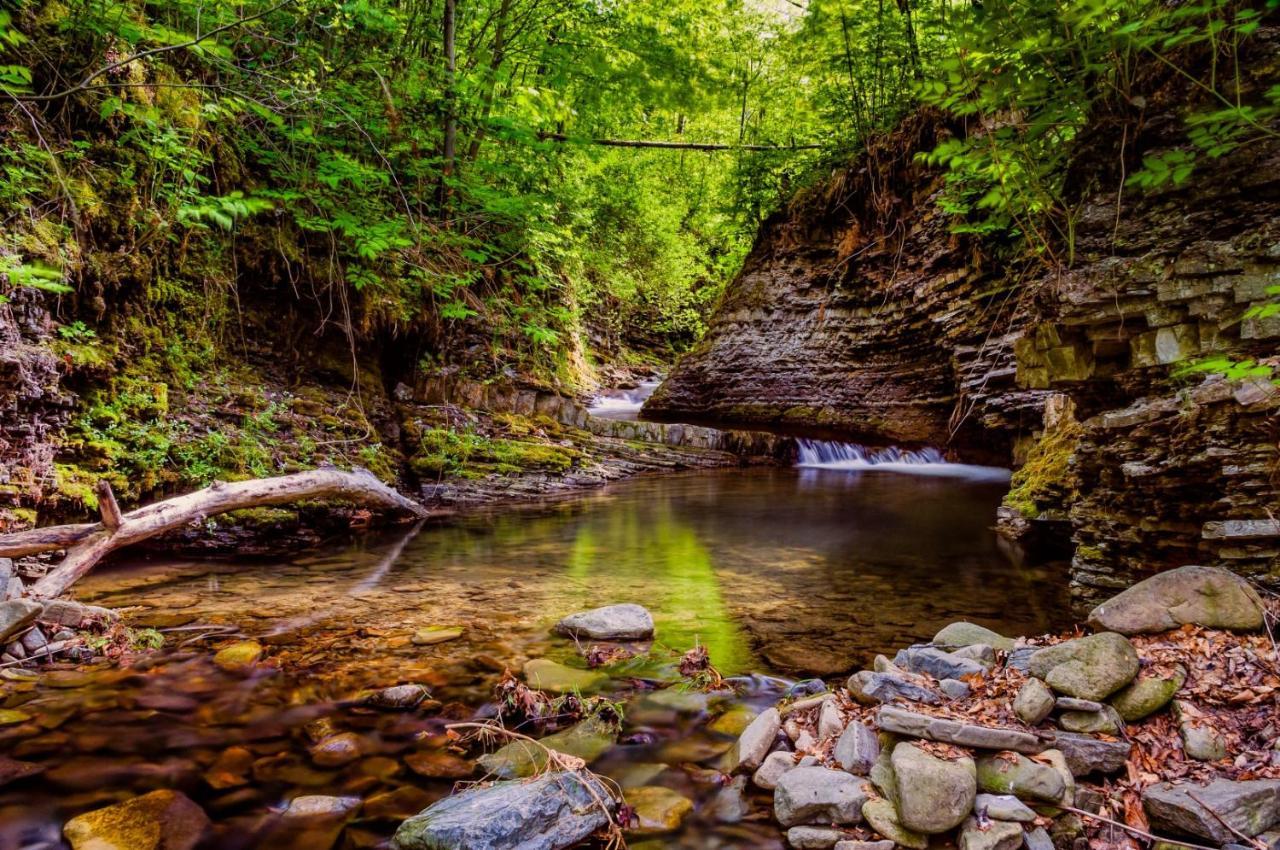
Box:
[0,468,428,600]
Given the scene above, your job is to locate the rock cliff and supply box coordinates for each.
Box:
[651,80,1280,605]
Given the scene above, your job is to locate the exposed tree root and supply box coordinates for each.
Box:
[0,468,428,599]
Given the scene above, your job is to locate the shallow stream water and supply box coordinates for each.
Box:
[0,466,1069,849]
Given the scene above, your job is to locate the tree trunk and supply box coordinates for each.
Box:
[465,0,513,162]
[440,0,457,213]
[3,469,428,600]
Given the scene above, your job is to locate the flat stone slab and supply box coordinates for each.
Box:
[1087,565,1265,634]
[876,706,1046,753]
[1143,778,1280,844]
[848,671,941,706]
[1051,732,1130,776]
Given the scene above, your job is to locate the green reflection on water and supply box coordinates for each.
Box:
[565,498,755,675]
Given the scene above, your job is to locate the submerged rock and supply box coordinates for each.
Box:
[478,716,616,779]
[554,604,654,641]
[1143,778,1280,843]
[412,626,464,646]
[773,766,868,827]
[1027,632,1138,701]
[624,786,692,834]
[63,789,209,850]
[1087,565,1265,635]
[890,742,976,834]
[392,771,615,850]
[522,659,607,694]
[213,640,264,673]
[366,684,431,710]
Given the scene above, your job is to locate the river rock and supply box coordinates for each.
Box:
[37,600,116,628]
[894,646,987,681]
[787,826,844,848]
[478,716,616,779]
[932,622,1016,651]
[773,766,868,827]
[522,659,607,694]
[754,751,806,789]
[554,604,654,641]
[847,670,940,706]
[213,640,264,673]
[1052,732,1130,776]
[63,789,210,850]
[1087,565,1265,635]
[1143,778,1280,843]
[818,699,844,740]
[367,684,431,710]
[891,742,976,833]
[1173,700,1228,761]
[953,643,997,665]
[0,756,44,787]
[728,707,780,774]
[1027,633,1138,701]
[708,775,749,823]
[834,842,894,850]
[708,705,756,736]
[833,720,879,775]
[412,626,464,646]
[1013,679,1055,725]
[392,771,615,850]
[876,706,1044,753]
[310,732,363,767]
[957,816,1023,850]
[975,752,1067,804]
[0,599,41,643]
[974,793,1036,822]
[1059,705,1124,735]
[860,798,926,849]
[1024,826,1054,850]
[624,786,692,834]
[940,678,972,699]
[1109,665,1184,721]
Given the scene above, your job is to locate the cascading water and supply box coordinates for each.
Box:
[587,379,662,420]
[795,438,1011,482]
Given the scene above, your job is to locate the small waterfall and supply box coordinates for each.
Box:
[795,439,1011,482]
[587,379,662,420]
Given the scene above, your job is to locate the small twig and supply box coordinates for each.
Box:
[1187,791,1267,849]
[1057,804,1223,850]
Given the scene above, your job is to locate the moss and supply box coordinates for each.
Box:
[1003,408,1084,519]
[410,427,581,480]
[53,464,101,510]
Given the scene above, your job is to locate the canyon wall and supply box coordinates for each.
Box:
[651,96,1280,604]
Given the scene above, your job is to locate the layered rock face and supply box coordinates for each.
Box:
[644,111,1048,457]
[651,84,1279,603]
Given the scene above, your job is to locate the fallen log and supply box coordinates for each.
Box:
[0,468,428,600]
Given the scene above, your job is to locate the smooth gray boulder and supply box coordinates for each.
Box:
[1110,665,1185,721]
[932,622,1016,651]
[894,646,987,681]
[975,752,1067,804]
[553,604,654,640]
[860,798,926,849]
[958,816,1023,850]
[1143,778,1280,844]
[974,793,1036,822]
[1013,679,1055,725]
[773,766,868,827]
[392,771,614,850]
[1052,732,1130,776]
[877,706,1045,753]
[728,707,780,774]
[0,600,41,643]
[787,825,844,849]
[1173,700,1228,762]
[1087,565,1265,635]
[754,751,815,790]
[1027,632,1139,701]
[891,742,976,834]
[847,670,940,706]
[832,721,879,775]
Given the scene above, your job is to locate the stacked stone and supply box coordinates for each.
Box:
[723,566,1279,850]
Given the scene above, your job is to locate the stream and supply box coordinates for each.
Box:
[0,457,1070,850]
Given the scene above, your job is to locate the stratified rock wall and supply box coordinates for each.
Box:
[645,111,1049,457]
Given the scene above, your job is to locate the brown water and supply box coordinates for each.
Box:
[0,467,1069,849]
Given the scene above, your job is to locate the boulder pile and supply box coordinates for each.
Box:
[725,565,1278,849]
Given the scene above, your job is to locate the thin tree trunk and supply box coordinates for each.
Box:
[465,0,513,162]
[440,0,457,213]
[898,0,924,81]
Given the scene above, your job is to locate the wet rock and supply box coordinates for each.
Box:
[1052,732,1130,776]
[932,622,1016,651]
[522,659,607,694]
[213,640,263,673]
[833,720,879,775]
[392,771,614,850]
[609,762,667,790]
[364,787,436,821]
[1058,705,1123,735]
[975,752,1067,804]
[894,646,987,681]
[276,795,362,850]
[773,766,868,827]
[1013,679,1055,725]
[624,786,692,834]
[630,688,710,725]
[1143,778,1280,843]
[1173,700,1228,761]
[847,670,940,706]
[1109,665,1184,721]
[63,789,209,850]
[0,599,41,643]
[479,716,616,779]
[366,684,431,710]
[0,708,31,725]
[860,797,926,849]
[708,705,757,737]
[309,732,363,768]
[787,825,844,848]
[405,751,475,780]
[412,626,464,646]
[1087,565,1265,635]
[554,604,654,641]
[708,775,749,823]
[1027,633,1138,701]
[728,707,780,774]
[958,816,1023,850]
[891,742,976,834]
[0,756,43,787]
[204,746,254,790]
[974,793,1036,822]
[877,706,1044,753]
